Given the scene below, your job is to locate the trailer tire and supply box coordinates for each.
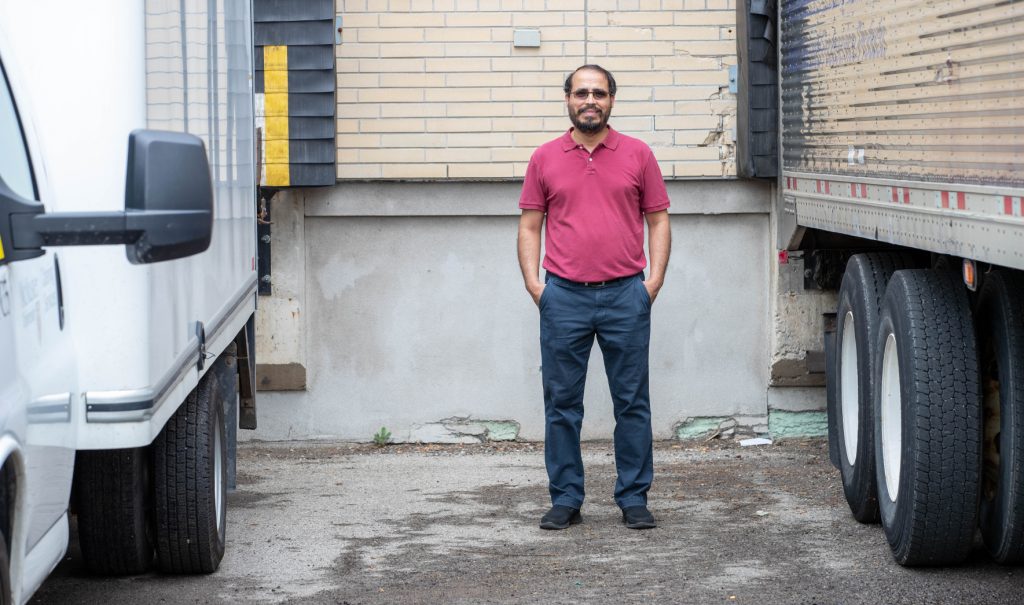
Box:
[873,269,981,566]
[834,253,919,523]
[74,448,154,575]
[977,271,1024,564]
[0,529,10,605]
[153,362,228,574]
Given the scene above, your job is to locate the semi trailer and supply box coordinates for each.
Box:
[749,0,1024,566]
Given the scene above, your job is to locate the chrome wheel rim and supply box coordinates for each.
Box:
[840,311,859,465]
[880,333,902,501]
[214,422,224,533]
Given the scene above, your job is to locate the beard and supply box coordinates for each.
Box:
[569,104,609,134]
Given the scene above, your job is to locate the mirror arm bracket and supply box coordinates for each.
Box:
[11,211,138,249]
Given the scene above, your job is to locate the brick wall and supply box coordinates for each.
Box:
[336,0,737,180]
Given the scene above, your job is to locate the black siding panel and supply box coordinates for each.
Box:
[254,0,337,187]
[254,21,335,46]
[254,0,333,22]
[289,164,336,186]
[290,140,337,164]
[288,93,335,116]
[288,117,335,140]
[285,46,335,70]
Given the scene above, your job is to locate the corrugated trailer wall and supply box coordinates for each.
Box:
[780,0,1023,187]
[779,0,1024,270]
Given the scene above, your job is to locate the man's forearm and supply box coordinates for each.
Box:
[518,230,541,288]
[518,211,545,303]
[645,210,671,295]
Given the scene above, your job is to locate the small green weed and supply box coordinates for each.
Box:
[372,426,392,447]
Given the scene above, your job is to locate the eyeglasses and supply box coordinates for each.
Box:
[571,88,610,101]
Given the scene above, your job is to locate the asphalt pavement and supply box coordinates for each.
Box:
[32,439,1023,604]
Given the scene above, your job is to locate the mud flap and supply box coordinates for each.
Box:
[235,314,257,430]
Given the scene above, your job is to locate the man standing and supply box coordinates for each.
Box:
[517,65,672,530]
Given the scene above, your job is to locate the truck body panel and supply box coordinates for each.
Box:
[1,0,257,598]
[779,0,1024,268]
[2,1,257,449]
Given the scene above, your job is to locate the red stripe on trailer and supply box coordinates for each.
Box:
[903,188,910,204]
[825,181,831,195]
[941,191,950,209]
[956,192,966,210]
[861,183,867,198]
[1006,196,1014,215]
[891,187,899,203]
[816,180,822,193]
[850,182,857,197]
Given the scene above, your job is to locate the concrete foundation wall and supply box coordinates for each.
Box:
[251,179,773,441]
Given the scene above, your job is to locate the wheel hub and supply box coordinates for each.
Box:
[840,311,860,465]
[880,333,902,500]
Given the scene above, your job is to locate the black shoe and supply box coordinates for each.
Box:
[622,505,656,529]
[539,505,582,530]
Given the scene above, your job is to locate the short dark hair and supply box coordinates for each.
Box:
[563,65,617,97]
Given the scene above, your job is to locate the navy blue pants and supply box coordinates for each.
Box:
[539,272,653,510]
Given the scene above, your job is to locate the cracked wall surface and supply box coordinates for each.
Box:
[249,180,771,442]
[407,417,521,444]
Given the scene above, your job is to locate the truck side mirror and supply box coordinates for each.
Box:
[123,130,214,263]
[1,129,214,264]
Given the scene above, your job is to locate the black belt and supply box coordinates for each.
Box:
[551,272,640,288]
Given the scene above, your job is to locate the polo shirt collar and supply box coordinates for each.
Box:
[560,126,621,152]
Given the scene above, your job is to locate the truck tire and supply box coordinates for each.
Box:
[153,361,228,573]
[834,252,919,523]
[873,269,981,566]
[73,448,154,575]
[0,531,10,605]
[977,271,1024,564]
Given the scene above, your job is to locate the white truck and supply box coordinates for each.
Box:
[761,0,1024,566]
[0,1,257,600]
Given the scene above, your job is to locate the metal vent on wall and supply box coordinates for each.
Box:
[254,0,336,187]
[736,0,778,178]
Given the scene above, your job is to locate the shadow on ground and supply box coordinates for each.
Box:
[32,439,1022,605]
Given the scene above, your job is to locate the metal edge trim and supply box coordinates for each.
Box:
[790,190,1024,227]
[783,171,1024,197]
[27,393,72,423]
[84,279,257,423]
[206,279,258,348]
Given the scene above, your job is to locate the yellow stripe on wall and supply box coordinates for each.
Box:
[263,45,289,186]
[265,164,290,187]
[264,91,288,116]
[264,44,288,70]
[265,140,290,164]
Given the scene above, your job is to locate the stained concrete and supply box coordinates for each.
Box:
[767,410,829,438]
[254,193,306,369]
[33,440,1023,604]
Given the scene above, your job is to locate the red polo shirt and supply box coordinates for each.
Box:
[519,127,671,282]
